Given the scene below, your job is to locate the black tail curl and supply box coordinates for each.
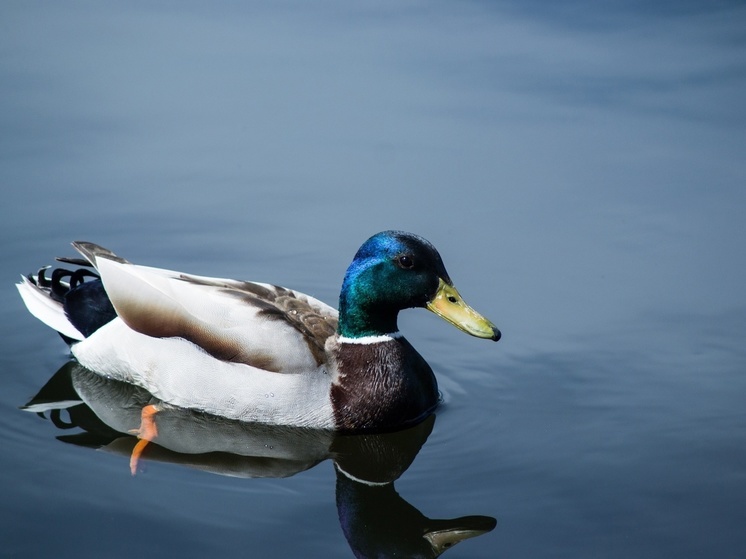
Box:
[31,259,117,339]
[34,265,101,303]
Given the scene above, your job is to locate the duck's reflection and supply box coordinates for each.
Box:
[24,361,496,557]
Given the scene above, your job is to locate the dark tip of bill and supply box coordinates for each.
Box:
[492,328,501,342]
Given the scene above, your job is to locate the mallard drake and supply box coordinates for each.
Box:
[17,231,500,432]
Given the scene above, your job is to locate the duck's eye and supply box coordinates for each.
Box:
[397,255,414,269]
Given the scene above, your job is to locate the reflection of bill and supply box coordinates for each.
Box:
[24,361,497,557]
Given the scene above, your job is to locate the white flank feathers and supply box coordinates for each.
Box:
[72,319,336,428]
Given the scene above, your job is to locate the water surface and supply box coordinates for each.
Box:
[1,2,745,557]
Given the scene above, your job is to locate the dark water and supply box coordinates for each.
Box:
[2,2,745,557]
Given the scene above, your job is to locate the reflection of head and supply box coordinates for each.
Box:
[336,465,496,558]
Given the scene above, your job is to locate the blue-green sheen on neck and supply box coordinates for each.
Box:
[336,230,445,339]
[338,265,401,338]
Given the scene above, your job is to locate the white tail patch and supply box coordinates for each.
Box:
[16,276,84,341]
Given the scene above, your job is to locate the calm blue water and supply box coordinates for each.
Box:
[2,2,745,557]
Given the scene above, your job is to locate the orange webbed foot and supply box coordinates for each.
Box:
[129,404,159,475]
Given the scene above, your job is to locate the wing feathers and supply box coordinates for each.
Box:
[72,241,129,266]
[91,252,338,372]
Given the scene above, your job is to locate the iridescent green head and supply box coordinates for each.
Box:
[338,231,500,341]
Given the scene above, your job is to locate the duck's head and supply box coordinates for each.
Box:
[338,231,500,341]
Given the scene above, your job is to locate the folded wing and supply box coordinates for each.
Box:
[75,242,338,374]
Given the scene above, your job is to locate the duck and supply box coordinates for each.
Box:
[17,231,500,433]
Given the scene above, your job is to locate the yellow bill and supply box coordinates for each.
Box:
[426,278,501,341]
